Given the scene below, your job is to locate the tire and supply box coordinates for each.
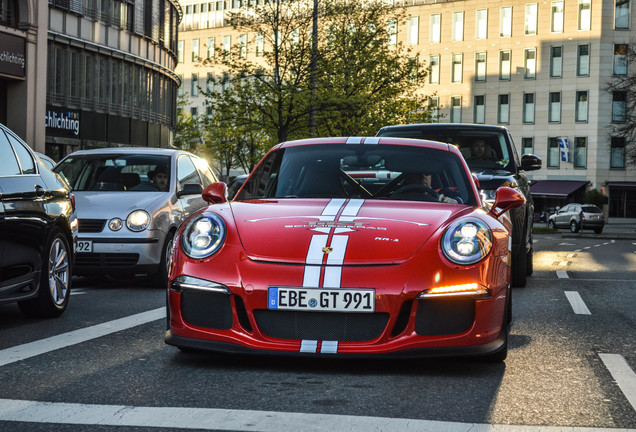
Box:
[511,243,527,288]
[594,227,603,234]
[570,220,580,233]
[151,230,175,287]
[18,228,71,318]
[526,246,533,276]
[548,220,556,230]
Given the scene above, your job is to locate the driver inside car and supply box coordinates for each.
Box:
[394,172,459,204]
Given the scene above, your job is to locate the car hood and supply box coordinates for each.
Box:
[73,191,169,219]
[229,199,471,265]
[472,169,517,190]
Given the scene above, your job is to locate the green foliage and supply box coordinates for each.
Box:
[584,188,608,206]
[173,96,204,154]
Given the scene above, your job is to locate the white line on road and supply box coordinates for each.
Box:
[556,270,569,279]
[564,291,591,315]
[0,307,165,367]
[0,398,633,432]
[599,354,636,413]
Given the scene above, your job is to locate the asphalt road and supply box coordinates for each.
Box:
[0,233,634,431]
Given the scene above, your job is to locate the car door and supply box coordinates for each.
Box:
[555,205,570,228]
[176,155,207,223]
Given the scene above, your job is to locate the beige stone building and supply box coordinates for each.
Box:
[175,0,636,219]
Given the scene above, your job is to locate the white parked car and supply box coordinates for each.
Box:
[548,203,604,234]
[54,147,217,283]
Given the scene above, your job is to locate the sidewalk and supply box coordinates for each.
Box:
[534,221,636,240]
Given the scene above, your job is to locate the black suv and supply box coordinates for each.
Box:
[377,123,541,287]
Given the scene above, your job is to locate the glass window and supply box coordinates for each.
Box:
[178,155,202,186]
[550,46,562,77]
[525,48,536,78]
[579,0,591,30]
[498,94,509,123]
[191,73,199,97]
[523,93,535,123]
[0,130,21,176]
[615,0,630,29]
[548,137,560,168]
[408,16,419,45]
[475,52,487,81]
[450,96,462,123]
[430,14,441,43]
[474,95,485,124]
[207,72,214,92]
[500,6,512,37]
[574,137,587,168]
[177,40,184,63]
[190,107,198,117]
[387,19,397,45]
[255,33,264,57]
[207,37,215,60]
[223,35,231,58]
[611,137,626,168]
[429,55,440,84]
[239,34,247,58]
[576,91,588,122]
[525,4,537,35]
[522,137,533,154]
[613,91,627,122]
[6,131,34,174]
[577,45,590,76]
[549,92,561,122]
[429,96,439,122]
[192,39,199,62]
[500,50,511,80]
[614,44,628,75]
[452,53,463,83]
[193,157,217,186]
[453,12,464,41]
[476,9,488,39]
[177,74,184,97]
[551,1,564,32]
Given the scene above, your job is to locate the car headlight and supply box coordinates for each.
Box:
[126,210,151,232]
[181,213,226,259]
[109,218,123,231]
[442,217,493,265]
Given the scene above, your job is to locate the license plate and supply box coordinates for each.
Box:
[268,287,375,312]
[77,240,93,253]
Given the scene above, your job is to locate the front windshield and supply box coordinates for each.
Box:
[237,144,477,206]
[54,154,172,192]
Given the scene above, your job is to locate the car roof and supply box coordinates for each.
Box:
[378,123,511,133]
[63,147,194,157]
[277,136,454,152]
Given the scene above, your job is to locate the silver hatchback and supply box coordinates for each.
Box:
[548,203,605,234]
[54,148,217,283]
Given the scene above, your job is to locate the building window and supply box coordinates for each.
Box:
[408,16,419,45]
[500,6,512,37]
[453,12,464,41]
[452,53,463,83]
[223,35,231,58]
[522,137,533,154]
[474,95,485,124]
[613,91,627,122]
[255,33,264,57]
[388,19,397,45]
[615,0,630,29]
[430,14,441,43]
[523,93,535,123]
[577,45,589,76]
[547,137,560,168]
[177,40,184,63]
[614,44,628,75]
[429,96,439,122]
[524,48,536,79]
[429,55,440,84]
[191,73,199,96]
[499,50,511,80]
[408,57,419,84]
[475,52,487,81]
[498,94,510,123]
[177,74,184,97]
[476,9,488,39]
[207,73,214,92]
[207,37,215,60]
[549,92,561,122]
[551,1,564,32]
[192,39,199,62]
[450,96,462,123]
[611,137,626,168]
[574,137,587,168]
[550,46,562,77]
[576,91,588,122]
[190,107,198,117]
[579,0,591,30]
[525,4,537,35]
[239,34,247,58]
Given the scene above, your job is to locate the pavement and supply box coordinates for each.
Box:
[533,220,636,240]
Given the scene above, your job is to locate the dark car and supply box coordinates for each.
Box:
[0,123,77,317]
[548,203,604,233]
[227,174,248,200]
[377,123,541,287]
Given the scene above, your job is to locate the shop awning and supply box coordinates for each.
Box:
[530,180,589,199]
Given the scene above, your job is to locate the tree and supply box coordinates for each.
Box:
[606,42,636,166]
[173,96,204,153]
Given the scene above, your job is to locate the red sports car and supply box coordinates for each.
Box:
[165,137,525,361]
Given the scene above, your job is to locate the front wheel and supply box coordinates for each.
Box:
[18,228,71,318]
[511,243,527,288]
[570,220,580,233]
[594,227,603,234]
[548,220,556,230]
[151,231,175,287]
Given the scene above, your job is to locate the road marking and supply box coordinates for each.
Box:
[558,242,575,246]
[564,291,591,315]
[0,307,165,367]
[556,270,569,279]
[0,398,632,432]
[70,290,86,296]
[599,354,636,412]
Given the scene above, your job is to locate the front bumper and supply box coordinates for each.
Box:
[74,236,161,275]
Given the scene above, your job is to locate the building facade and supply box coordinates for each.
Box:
[175,0,636,219]
[0,0,182,161]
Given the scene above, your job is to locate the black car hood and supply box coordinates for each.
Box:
[473,169,518,189]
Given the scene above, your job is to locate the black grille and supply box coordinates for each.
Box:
[78,219,106,233]
[75,253,139,267]
[253,310,389,341]
[181,290,233,330]
[414,298,475,336]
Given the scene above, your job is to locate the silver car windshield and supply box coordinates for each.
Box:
[55,154,172,192]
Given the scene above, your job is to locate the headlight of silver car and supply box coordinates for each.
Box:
[109,218,123,231]
[442,217,493,265]
[181,213,226,259]
[126,210,151,232]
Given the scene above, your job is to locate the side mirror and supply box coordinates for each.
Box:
[177,183,203,198]
[490,186,526,218]
[202,182,228,204]
[521,154,542,171]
